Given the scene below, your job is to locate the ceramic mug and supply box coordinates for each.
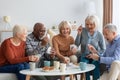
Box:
[79,62,87,70]
[60,63,66,72]
[44,61,50,67]
[53,61,60,70]
[29,62,36,71]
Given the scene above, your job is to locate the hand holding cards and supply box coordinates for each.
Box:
[70,44,78,54]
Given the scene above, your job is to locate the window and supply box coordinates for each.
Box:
[113,0,120,33]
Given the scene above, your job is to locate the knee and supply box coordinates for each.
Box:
[111,60,120,67]
[17,63,29,70]
[23,62,30,69]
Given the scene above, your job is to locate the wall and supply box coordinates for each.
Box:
[0,0,103,31]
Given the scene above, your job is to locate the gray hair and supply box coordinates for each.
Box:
[12,24,27,37]
[104,23,117,33]
[58,21,72,34]
[85,15,99,28]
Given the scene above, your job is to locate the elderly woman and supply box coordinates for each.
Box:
[26,23,57,80]
[75,15,106,80]
[52,21,78,80]
[52,21,77,64]
[0,25,38,80]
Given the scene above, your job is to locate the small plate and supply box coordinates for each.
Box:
[41,66,54,72]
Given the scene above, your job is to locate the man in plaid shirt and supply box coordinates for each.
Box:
[26,23,57,80]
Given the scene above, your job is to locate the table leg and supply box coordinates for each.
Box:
[70,75,74,80]
[26,75,31,80]
[61,76,65,80]
[81,73,86,80]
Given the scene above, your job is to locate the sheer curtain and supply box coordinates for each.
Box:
[113,0,120,33]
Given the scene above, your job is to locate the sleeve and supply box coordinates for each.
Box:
[2,40,29,64]
[100,42,120,65]
[26,36,43,56]
[42,43,53,60]
[71,36,75,44]
[52,36,65,61]
[98,33,106,55]
[75,33,82,47]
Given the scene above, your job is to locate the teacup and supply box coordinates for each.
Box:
[60,63,66,72]
[44,61,50,67]
[29,62,36,71]
[79,62,87,70]
[53,61,60,70]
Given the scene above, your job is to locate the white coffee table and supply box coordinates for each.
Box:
[20,64,95,80]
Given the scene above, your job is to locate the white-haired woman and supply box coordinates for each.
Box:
[0,25,38,80]
[75,15,106,80]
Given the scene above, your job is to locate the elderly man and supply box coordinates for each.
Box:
[87,23,120,80]
[26,23,58,80]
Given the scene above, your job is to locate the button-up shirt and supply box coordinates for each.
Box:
[100,35,120,69]
[26,33,50,57]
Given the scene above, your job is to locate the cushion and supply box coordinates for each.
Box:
[47,29,56,46]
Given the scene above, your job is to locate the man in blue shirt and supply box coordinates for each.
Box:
[87,23,120,80]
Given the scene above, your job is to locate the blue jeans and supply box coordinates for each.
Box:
[80,57,100,80]
[0,62,29,80]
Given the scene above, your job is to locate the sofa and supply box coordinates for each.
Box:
[0,73,17,80]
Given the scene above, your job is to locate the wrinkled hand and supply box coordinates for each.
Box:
[64,57,70,64]
[86,53,99,61]
[29,55,39,62]
[50,48,56,58]
[41,35,50,46]
[77,24,83,35]
[88,44,97,53]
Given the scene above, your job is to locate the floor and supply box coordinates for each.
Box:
[57,75,86,80]
[57,75,94,80]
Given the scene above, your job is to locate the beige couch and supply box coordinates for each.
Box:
[0,73,17,80]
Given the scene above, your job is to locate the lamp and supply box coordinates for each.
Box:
[3,16,11,30]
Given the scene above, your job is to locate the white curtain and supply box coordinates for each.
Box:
[113,0,120,34]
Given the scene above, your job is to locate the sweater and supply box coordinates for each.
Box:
[52,34,74,58]
[0,38,29,66]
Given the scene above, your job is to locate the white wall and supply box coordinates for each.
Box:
[0,0,103,31]
[113,0,120,34]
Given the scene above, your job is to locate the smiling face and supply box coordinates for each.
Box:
[39,26,46,39]
[61,25,70,37]
[33,23,47,40]
[59,21,71,37]
[85,20,96,32]
[85,15,99,33]
[103,28,115,43]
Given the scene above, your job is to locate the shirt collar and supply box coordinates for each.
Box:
[112,35,120,43]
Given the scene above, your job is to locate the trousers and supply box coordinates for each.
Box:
[80,57,100,80]
[100,60,120,80]
[0,62,29,80]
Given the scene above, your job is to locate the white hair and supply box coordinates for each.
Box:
[104,23,117,33]
[12,24,27,37]
[85,15,99,28]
